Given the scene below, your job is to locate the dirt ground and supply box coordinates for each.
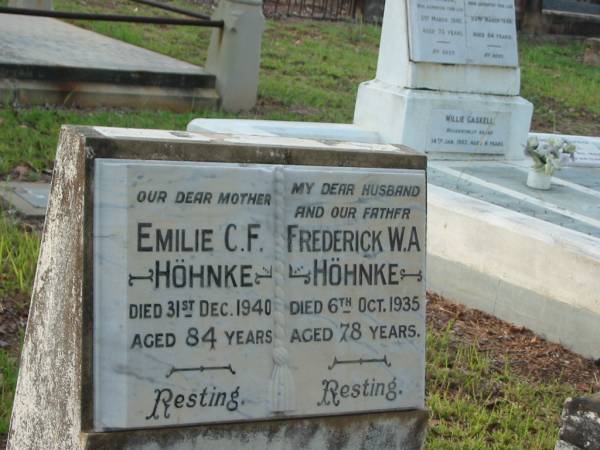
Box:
[427,292,600,392]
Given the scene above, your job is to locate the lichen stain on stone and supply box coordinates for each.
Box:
[325,428,351,449]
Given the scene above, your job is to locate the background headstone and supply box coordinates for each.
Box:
[354,0,533,160]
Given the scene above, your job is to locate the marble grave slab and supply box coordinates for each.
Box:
[408,0,518,67]
[93,159,427,430]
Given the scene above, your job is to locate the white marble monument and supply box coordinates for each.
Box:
[354,0,533,160]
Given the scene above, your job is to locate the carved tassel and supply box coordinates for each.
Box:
[270,167,295,413]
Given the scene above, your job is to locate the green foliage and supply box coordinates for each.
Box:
[0,107,214,176]
[0,215,40,299]
[520,40,600,115]
[0,350,18,437]
[519,39,600,135]
[426,325,576,449]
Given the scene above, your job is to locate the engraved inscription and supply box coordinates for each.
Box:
[428,109,510,153]
[93,161,426,430]
[408,0,518,67]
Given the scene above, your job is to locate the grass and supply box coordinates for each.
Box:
[0,216,39,299]
[426,325,574,449]
[0,216,38,439]
[0,350,18,438]
[0,1,598,446]
[520,40,600,135]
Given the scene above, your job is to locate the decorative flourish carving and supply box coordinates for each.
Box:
[328,355,392,370]
[165,364,236,378]
[128,269,154,286]
[399,269,423,282]
[288,264,311,284]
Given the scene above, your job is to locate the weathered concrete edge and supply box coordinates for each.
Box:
[0,80,219,113]
[83,409,428,450]
[428,184,600,312]
[8,128,85,449]
[76,125,426,171]
[0,63,215,89]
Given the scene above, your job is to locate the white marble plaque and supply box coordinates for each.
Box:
[408,0,518,67]
[464,0,518,66]
[408,0,467,64]
[428,109,510,153]
[93,160,426,430]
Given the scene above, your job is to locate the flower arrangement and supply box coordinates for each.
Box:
[525,137,576,176]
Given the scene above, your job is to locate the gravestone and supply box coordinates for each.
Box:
[8,126,428,449]
[354,0,533,159]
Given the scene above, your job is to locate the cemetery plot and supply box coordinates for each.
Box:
[93,160,426,430]
[408,0,518,67]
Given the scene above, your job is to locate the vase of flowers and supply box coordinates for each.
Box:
[525,137,576,190]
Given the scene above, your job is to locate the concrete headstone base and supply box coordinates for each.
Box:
[82,411,428,450]
[354,80,533,160]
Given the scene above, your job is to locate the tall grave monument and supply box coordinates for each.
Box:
[354,0,533,159]
[9,127,428,449]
